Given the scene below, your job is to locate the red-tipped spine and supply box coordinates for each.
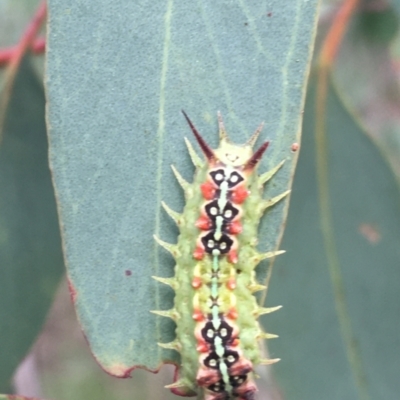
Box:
[182,110,215,162]
[244,141,269,171]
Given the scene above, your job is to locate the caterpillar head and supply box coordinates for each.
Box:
[182,110,269,171]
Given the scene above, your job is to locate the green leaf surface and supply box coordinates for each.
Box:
[0,57,64,390]
[390,0,400,18]
[46,1,319,374]
[267,79,400,398]
[332,5,400,177]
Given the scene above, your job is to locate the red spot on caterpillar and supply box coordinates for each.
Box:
[227,277,236,290]
[228,249,238,264]
[193,246,205,260]
[196,342,210,353]
[125,270,132,276]
[193,309,205,321]
[197,368,221,387]
[235,380,258,398]
[227,220,242,235]
[291,142,300,152]
[227,308,239,320]
[231,186,249,204]
[201,181,216,200]
[229,359,253,376]
[192,276,202,289]
[195,216,212,230]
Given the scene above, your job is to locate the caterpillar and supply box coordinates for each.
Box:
[153,111,289,400]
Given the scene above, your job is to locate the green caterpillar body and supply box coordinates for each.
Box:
[153,112,289,400]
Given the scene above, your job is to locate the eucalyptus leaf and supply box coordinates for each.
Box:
[0,0,42,48]
[267,79,400,398]
[0,57,64,391]
[46,0,319,374]
[332,6,400,177]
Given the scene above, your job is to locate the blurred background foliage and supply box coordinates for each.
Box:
[1,0,400,399]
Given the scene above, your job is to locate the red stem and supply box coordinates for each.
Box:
[0,0,47,67]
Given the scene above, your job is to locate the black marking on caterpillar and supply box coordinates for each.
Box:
[153,111,289,400]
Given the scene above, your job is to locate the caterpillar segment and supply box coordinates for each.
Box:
[153,112,288,399]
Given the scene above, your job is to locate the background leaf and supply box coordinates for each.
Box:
[0,0,44,77]
[267,77,400,399]
[0,56,64,391]
[0,0,42,47]
[46,0,319,375]
[332,3,400,177]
